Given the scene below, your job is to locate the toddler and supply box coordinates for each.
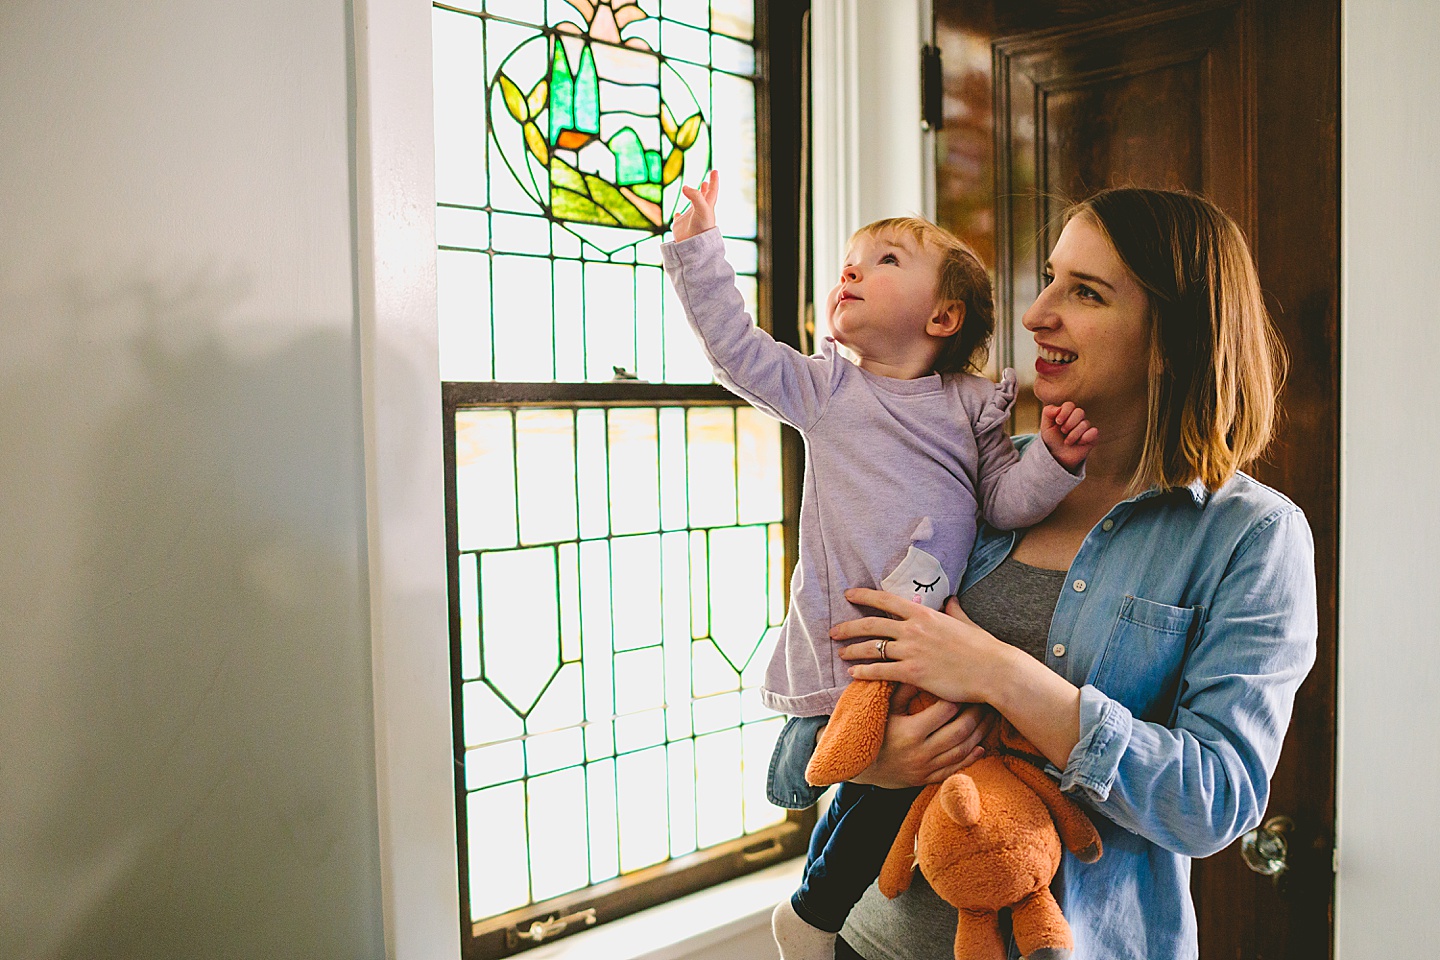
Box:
[661,171,1096,960]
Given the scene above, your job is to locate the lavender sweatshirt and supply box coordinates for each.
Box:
[662,229,1080,716]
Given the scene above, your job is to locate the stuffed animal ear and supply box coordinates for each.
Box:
[936,773,981,827]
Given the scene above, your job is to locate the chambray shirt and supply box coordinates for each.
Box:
[839,442,1318,960]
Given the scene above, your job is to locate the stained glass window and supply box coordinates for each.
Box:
[433,0,761,384]
[434,2,806,953]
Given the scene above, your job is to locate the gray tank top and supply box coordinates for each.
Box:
[838,554,1067,960]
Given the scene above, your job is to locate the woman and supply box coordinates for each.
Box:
[820,188,1318,959]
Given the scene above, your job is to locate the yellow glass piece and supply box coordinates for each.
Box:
[607,409,660,535]
[500,73,528,122]
[688,530,709,640]
[524,121,549,164]
[516,409,578,545]
[767,523,786,624]
[736,408,782,524]
[460,554,481,679]
[686,407,738,528]
[711,0,755,40]
[559,542,582,662]
[455,410,517,551]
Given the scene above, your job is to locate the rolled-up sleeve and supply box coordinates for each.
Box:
[1060,507,1318,858]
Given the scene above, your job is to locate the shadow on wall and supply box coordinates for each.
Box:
[0,262,389,959]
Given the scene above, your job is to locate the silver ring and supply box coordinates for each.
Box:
[875,638,891,662]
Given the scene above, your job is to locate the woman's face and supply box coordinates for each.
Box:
[1022,215,1153,427]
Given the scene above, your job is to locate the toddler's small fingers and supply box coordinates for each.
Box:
[1080,426,1099,445]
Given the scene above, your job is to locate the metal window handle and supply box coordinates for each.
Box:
[511,908,597,945]
[1240,815,1294,879]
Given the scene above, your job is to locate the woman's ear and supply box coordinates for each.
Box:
[928,301,965,338]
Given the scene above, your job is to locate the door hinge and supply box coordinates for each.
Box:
[921,44,943,131]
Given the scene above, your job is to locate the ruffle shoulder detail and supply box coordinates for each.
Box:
[972,367,1018,435]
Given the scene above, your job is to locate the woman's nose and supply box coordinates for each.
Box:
[1021,288,1057,331]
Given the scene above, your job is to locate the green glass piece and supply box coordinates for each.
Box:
[645,149,662,183]
[553,185,620,226]
[632,182,662,204]
[583,174,655,229]
[550,155,586,194]
[575,45,600,135]
[609,127,649,186]
[549,41,575,143]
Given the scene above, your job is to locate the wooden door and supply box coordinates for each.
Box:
[932,1,1339,956]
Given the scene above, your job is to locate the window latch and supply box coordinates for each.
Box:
[508,907,598,946]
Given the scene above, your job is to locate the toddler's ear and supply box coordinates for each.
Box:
[928,301,964,338]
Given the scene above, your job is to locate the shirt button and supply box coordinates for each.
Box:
[1101,519,1114,532]
[1073,579,1087,593]
[1052,643,1067,657]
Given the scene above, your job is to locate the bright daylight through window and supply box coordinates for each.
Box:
[432,1,805,954]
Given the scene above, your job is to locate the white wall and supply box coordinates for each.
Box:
[1336,2,1440,956]
[0,2,385,958]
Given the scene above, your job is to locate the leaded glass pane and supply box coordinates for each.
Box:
[439,0,784,932]
[454,404,786,922]
[432,0,759,385]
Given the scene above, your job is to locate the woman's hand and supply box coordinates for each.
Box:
[847,684,996,789]
[671,170,719,242]
[834,589,1017,705]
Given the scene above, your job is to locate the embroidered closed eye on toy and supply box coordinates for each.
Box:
[808,685,1102,960]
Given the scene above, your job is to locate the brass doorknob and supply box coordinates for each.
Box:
[1240,815,1294,877]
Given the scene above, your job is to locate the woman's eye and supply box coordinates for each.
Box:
[1041,271,1054,287]
[1076,284,1102,303]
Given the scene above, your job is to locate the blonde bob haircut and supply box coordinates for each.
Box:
[1069,188,1287,494]
[851,217,994,374]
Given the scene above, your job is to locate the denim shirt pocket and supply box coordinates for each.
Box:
[1089,595,1204,723]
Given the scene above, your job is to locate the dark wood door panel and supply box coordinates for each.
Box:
[935,0,1338,956]
[992,1,1254,372]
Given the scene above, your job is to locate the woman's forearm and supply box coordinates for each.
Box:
[983,641,1082,770]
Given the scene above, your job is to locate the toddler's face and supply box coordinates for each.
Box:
[826,231,946,362]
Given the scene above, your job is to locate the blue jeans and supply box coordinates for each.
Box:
[768,715,922,933]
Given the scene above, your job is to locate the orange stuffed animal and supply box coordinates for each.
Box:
[806,680,1102,960]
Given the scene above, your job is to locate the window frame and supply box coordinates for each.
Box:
[435,2,814,956]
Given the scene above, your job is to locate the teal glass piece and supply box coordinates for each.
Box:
[575,45,601,134]
[549,41,575,142]
[610,127,649,185]
[645,149,662,183]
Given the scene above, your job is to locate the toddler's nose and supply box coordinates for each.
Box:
[841,263,859,282]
